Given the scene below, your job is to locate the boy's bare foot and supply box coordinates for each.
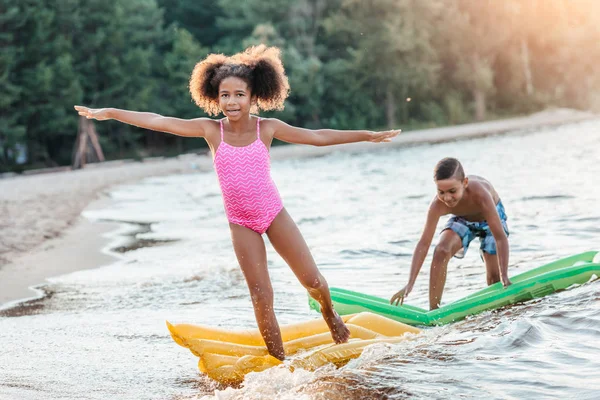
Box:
[323,309,351,344]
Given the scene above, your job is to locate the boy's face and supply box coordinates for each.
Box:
[435,177,468,208]
[218,76,254,121]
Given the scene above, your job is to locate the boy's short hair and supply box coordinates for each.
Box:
[434,157,465,181]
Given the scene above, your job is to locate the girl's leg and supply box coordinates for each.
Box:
[229,222,285,360]
[482,252,501,286]
[429,229,463,310]
[266,208,350,344]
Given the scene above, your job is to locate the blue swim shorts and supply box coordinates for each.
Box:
[442,200,509,259]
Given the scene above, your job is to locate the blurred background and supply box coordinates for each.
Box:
[2,2,600,399]
[2,0,600,172]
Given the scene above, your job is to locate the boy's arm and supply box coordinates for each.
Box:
[391,199,442,305]
[479,193,511,287]
[269,119,400,146]
[74,106,212,138]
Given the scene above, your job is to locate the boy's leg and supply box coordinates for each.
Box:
[266,208,350,344]
[482,252,501,285]
[429,229,463,310]
[229,222,285,360]
[480,218,508,286]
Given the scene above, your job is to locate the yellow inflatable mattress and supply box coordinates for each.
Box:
[167,312,421,384]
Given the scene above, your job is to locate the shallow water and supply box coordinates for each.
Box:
[1,121,600,399]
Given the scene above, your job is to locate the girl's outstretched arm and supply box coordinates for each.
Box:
[74,106,212,138]
[270,119,400,146]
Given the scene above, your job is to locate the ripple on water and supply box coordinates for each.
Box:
[2,121,600,399]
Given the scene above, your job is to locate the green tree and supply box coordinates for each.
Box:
[157,0,225,47]
[323,0,440,128]
[437,0,514,121]
[73,0,168,159]
[4,0,83,166]
[0,2,26,167]
[151,26,209,153]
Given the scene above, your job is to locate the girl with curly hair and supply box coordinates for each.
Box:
[75,45,400,360]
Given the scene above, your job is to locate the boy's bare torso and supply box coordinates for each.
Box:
[437,175,500,222]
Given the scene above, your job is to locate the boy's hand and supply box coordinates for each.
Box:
[74,105,110,121]
[369,129,401,143]
[390,283,413,306]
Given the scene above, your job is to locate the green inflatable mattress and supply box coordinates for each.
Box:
[309,251,600,326]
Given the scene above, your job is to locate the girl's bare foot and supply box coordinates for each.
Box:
[323,309,351,344]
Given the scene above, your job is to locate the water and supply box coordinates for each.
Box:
[1,121,600,399]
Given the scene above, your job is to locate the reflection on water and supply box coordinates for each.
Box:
[1,120,600,399]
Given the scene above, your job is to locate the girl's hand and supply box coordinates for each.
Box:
[74,105,111,121]
[369,129,401,143]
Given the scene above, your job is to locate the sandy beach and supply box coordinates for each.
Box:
[0,108,596,307]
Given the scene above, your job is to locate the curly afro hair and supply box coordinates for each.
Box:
[189,45,290,116]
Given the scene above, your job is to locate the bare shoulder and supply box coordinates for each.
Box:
[429,196,449,216]
[257,117,281,139]
[192,118,220,144]
[259,117,281,129]
[468,176,499,204]
[193,117,220,134]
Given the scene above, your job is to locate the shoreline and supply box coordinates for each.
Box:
[1,108,598,308]
[0,196,126,307]
[0,217,120,308]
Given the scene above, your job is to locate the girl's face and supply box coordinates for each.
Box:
[435,177,468,208]
[218,76,254,121]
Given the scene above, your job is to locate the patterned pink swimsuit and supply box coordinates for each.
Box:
[214,118,284,234]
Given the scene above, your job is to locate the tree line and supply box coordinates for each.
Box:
[1,0,599,171]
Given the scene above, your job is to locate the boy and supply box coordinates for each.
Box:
[390,157,511,310]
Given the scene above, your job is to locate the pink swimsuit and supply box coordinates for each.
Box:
[214,118,284,234]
